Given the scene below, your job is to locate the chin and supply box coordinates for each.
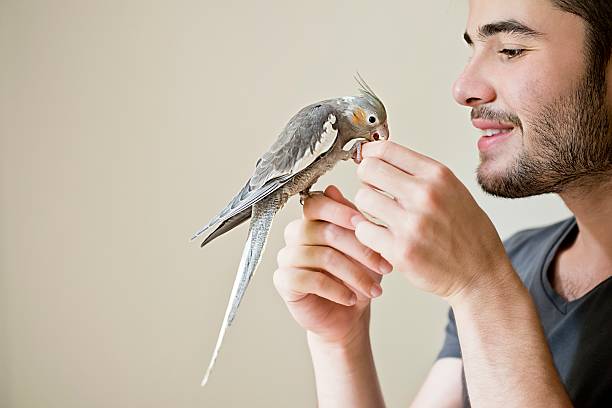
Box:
[477,151,512,178]
[475,155,528,198]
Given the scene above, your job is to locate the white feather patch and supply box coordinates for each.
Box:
[290,114,338,175]
[342,137,367,151]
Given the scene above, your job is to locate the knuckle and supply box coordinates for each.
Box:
[431,163,452,183]
[354,270,373,289]
[415,185,435,207]
[320,247,336,267]
[323,222,340,243]
[272,268,285,289]
[276,246,288,266]
[302,195,323,219]
[277,246,305,268]
[362,246,380,265]
[378,140,393,158]
[399,240,417,261]
[283,219,302,243]
[423,186,438,207]
[328,202,345,224]
[292,268,308,288]
[399,216,411,231]
[312,273,327,292]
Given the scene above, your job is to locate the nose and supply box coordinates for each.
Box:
[452,61,496,107]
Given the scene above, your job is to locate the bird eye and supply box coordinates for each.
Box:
[368,115,377,124]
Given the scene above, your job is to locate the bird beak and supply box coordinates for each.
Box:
[371,121,389,141]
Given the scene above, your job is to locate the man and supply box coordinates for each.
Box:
[272,0,612,406]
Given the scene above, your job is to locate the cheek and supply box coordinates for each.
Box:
[515,77,545,126]
[498,53,580,118]
[500,71,555,149]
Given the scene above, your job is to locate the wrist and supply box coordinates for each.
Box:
[446,262,528,311]
[307,324,371,356]
[307,306,371,351]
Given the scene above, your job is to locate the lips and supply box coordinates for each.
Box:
[472,118,515,152]
[477,129,514,151]
[472,118,515,132]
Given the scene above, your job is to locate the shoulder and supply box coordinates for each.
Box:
[502,217,575,276]
[503,217,574,252]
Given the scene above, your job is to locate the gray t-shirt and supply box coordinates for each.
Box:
[437,217,612,407]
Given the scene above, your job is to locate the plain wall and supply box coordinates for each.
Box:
[0,1,571,407]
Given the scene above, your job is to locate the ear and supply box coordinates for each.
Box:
[352,107,367,125]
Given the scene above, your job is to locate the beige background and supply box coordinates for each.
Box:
[0,1,571,407]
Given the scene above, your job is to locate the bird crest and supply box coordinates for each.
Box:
[354,72,386,121]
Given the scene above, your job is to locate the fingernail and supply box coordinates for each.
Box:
[348,293,357,306]
[379,261,393,275]
[370,283,383,298]
[351,214,366,227]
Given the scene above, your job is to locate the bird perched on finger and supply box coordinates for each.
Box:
[191,75,389,386]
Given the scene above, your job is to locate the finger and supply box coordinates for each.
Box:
[303,191,366,229]
[354,185,405,228]
[273,267,357,306]
[361,140,440,176]
[356,157,418,202]
[284,219,393,275]
[324,185,358,211]
[353,220,394,259]
[276,246,382,298]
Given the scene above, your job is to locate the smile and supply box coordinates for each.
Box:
[482,128,509,137]
[477,128,514,151]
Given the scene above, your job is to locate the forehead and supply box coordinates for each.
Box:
[467,0,582,39]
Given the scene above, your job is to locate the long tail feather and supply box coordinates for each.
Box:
[201,197,280,386]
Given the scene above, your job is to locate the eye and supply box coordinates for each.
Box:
[368,115,377,124]
[499,48,526,59]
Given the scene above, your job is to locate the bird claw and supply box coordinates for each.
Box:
[299,190,324,205]
[349,140,366,164]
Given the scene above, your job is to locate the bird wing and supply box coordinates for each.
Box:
[190,102,339,244]
[249,102,339,189]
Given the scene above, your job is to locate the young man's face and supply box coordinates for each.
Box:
[454,0,611,197]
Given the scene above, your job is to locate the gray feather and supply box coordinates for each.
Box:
[199,208,252,248]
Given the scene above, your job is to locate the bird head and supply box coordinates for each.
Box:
[343,74,389,142]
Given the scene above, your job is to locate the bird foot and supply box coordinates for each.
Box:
[299,190,324,205]
[348,140,366,164]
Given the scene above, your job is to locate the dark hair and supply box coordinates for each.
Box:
[550,0,612,83]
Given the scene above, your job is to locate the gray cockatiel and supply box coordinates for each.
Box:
[191,76,389,386]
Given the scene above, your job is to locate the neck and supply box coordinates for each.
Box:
[559,179,612,267]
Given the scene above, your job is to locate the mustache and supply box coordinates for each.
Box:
[471,106,523,132]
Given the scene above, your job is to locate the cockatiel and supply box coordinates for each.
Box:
[191,76,389,386]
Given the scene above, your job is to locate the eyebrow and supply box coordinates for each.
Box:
[463,19,544,46]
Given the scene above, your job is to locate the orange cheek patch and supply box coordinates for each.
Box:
[352,108,366,125]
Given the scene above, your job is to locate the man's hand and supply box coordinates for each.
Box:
[352,140,513,305]
[273,185,391,346]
